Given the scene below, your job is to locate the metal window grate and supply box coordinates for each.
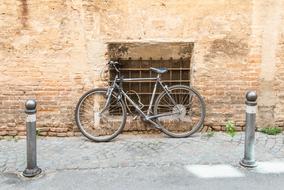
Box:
[109,57,191,114]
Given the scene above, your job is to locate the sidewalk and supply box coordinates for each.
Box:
[0,132,284,190]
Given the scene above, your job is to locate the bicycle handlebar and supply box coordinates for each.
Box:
[108,60,121,66]
[108,60,121,73]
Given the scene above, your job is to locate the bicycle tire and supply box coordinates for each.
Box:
[75,88,127,142]
[153,85,205,138]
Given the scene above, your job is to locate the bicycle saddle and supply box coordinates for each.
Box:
[150,67,168,74]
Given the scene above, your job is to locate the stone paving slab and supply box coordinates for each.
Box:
[0,132,283,174]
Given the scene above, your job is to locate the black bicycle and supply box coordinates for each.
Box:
[75,61,205,142]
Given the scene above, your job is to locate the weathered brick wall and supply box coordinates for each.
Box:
[0,0,96,136]
[0,0,282,137]
[273,0,284,127]
[250,0,284,128]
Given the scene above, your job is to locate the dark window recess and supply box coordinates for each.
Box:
[109,57,191,114]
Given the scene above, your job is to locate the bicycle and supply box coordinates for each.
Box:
[75,61,206,142]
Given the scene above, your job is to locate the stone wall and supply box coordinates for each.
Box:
[0,0,283,137]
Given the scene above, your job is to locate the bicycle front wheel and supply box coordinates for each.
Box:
[154,85,205,138]
[75,88,127,142]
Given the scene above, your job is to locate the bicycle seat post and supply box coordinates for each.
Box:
[157,74,160,80]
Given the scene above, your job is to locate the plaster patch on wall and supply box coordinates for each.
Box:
[107,42,193,60]
[204,36,248,61]
[257,0,283,126]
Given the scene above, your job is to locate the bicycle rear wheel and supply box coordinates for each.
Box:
[75,88,126,142]
[153,85,205,138]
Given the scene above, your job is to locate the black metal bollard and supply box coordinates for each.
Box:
[23,99,42,177]
[240,91,257,168]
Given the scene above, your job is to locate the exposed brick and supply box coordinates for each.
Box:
[7,123,16,127]
[0,131,7,136]
[15,127,26,132]
[18,132,26,136]
[39,132,48,136]
[56,133,67,137]
[48,132,57,137]
[74,132,82,137]
[37,127,49,132]
[7,130,17,136]
[211,126,222,131]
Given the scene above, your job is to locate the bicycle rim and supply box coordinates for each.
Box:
[154,85,205,138]
[75,88,126,142]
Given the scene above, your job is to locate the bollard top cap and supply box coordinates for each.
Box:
[246,91,257,102]
[25,99,37,110]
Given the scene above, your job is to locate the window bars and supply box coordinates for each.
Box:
[109,57,191,114]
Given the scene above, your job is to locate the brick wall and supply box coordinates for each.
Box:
[0,0,283,137]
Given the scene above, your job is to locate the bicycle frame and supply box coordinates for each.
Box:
[104,74,181,125]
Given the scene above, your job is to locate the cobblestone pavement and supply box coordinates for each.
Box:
[0,132,283,174]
